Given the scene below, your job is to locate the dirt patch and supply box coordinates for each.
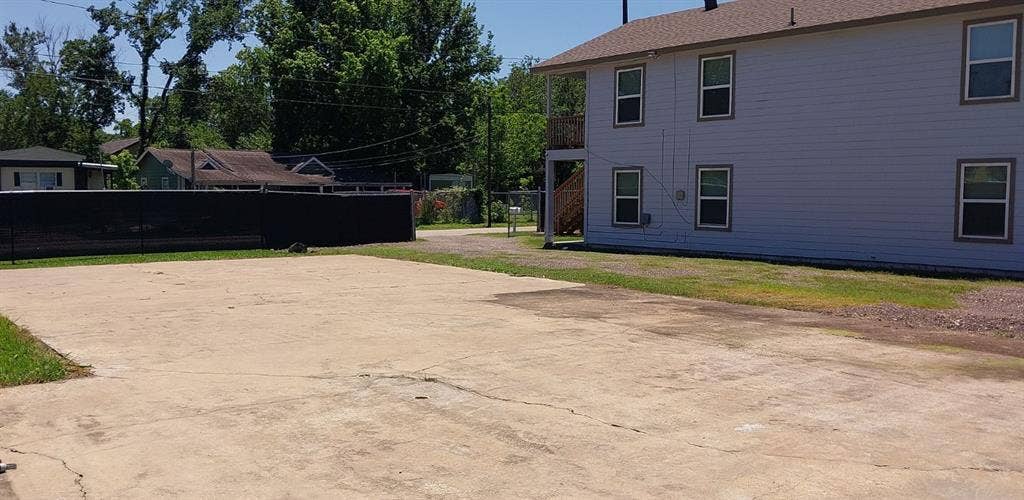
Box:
[835,287,1024,337]
[494,285,1024,360]
[410,233,1024,349]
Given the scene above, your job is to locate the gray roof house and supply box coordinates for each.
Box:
[0,146,115,191]
[534,0,1024,276]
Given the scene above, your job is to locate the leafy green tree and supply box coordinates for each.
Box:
[90,0,188,149]
[461,58,584,191]
[251,0,500,177]
[0,22,46,91]
[206,48,271,148]
[108,150,140,189]
[59,34,134,159]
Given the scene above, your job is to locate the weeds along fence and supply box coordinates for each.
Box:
[0,191,415,261]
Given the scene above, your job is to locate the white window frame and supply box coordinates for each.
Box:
[15,171,38,190]
[696,166,731,230]
[957,160,1013,241]
[613,169,642,226]
[699,53,734,119]
[161,176,170,189]
[614,66,644,126]
[963,17,1019,102]
[38,172,58,190]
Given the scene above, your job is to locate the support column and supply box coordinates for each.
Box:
[544,158,555,248]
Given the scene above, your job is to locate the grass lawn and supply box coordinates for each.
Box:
[0,249,290,271]
[416,222,487,230]
[0,234,1013,314]
[341,233,1008,312]
[1,316,83,387]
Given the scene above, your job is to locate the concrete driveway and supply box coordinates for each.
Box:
[0,255,1022,498]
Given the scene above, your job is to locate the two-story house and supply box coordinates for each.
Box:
[534,0,1023,275]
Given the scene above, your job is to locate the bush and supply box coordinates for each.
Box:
[416,187,483,225]
[488,200,508,223]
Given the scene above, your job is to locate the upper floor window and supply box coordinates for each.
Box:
[963,16,1021,103]
[699,52,735,120]
[615,65,644,126]
[957,159,1014,242]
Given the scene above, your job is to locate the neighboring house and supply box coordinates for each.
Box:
[99,137,141,157]
[0,146,114,191]
[285,155,413,191]
[534,0,1024,275]
[137,148,339,191]
[429,173,474,190]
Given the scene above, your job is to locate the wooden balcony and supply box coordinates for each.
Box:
[546,115,585,150]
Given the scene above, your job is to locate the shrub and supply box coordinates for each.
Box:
[416,187,483,225]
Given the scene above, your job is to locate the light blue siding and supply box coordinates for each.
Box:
[576,6,1024,273]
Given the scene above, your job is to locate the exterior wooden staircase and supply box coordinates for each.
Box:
[553,168,584,235]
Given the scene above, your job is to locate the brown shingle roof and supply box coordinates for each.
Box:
[143,148,336,187]
[533,0,1014,73]
[100,137,140,156]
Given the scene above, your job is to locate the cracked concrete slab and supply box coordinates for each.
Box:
[0,254,1022,498]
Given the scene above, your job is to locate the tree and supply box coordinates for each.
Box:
[460,58,584,191]
[89,0,248,149]
[251,0,500,179]
[108,150,140,189]
[204,49,271,148]
[0,22,46,91]
[60,34,134,159]
[90,0,187,149]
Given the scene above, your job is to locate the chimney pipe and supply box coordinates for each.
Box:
[622,0,628,24]
[705,0,718,11]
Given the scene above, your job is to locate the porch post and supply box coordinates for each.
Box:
[544,158,555,248]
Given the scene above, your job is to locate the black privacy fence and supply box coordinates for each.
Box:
[0,191,414,261]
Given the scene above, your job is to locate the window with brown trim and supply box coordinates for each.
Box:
[614,66,644,126]
[962,15,1021,104]
[613,168,642,225]
[956,159,1015,242]
[699,52,735,120]
[696,166,732,230]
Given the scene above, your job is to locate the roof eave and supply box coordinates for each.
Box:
[530,0,1009,75]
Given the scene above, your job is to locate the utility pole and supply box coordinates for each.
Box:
[190,147,196,190]
[486,94,493,228]
[622,0,628,24]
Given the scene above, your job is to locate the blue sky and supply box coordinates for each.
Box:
[0,0,714,118]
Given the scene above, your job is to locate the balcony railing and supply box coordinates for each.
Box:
[546,115,585,150]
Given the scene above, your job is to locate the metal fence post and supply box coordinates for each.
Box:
[8,196,14,265]
[259,191,267,249]
[139,192,145,255]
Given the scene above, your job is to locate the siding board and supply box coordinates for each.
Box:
[579,6,1024,273]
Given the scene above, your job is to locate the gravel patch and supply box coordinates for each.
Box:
[835,287,1024,337]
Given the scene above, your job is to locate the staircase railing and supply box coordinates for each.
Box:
[553,168,585,235]
[546,115,585,149]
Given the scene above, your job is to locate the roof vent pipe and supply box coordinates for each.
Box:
[705,0,718,11]
[622,0,628,24]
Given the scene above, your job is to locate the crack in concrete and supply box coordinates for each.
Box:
[5,447,86,498]
[359,373,647,435]
[683,441,1023,475]
[412,328,633,374]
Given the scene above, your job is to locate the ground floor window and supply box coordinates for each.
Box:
[957,159,1014,242]
[161,177,170,189]
[696,166,732,230]
[613,169,642,225]
[13,171,62,190]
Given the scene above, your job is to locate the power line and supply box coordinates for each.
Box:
[273,120,457,159]
[318,134,478,166]
[327,137,479,170]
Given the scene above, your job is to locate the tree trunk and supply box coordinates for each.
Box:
[147,71,176,146]
[138,59,150,148]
